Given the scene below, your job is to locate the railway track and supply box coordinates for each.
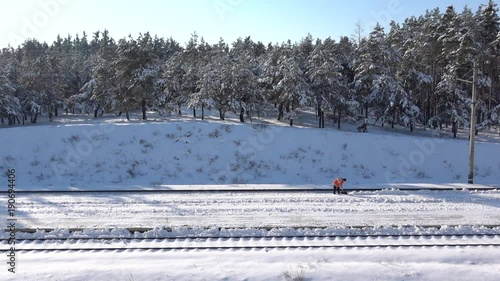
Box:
[3,234,500,252]
[6,224,500,234]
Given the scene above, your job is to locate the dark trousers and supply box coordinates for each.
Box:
[333,185,341,194]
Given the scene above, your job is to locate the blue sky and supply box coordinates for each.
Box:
[0,0,492,48]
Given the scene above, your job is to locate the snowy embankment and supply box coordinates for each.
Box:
[1,117,499,190]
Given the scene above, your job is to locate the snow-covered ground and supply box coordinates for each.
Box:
[1,110,500,280]
[4,245,500,281]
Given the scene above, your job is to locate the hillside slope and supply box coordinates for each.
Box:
[1,119,499,190]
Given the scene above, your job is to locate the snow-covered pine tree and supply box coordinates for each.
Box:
[113,36,142,120]
[430,6,485,135]
[274,40,309,126]
[0,66,21,125]
[385,20,425,131]
[429,6,471,130]
[198,38,233,121]
[307,37,357,129]
[0,47,23,125]
[477,1,500,125]
[399,16,432,126]
[188,36,212,120]
[87,30,118,118]
[418,8,444,122]
[18,39,53,123]
[63,32,93,115]
[430,70,471,133]
[163,52,188,115]
[356,23,418,129]
[307,38,330,128]
[259,42,282,117]
[489,104,500,124]
[46,35,71,118]
[333,36,358,129]
[183,35,203,118]
[229,36,265,122]
[131,32,164,120]
[354,24,387,119]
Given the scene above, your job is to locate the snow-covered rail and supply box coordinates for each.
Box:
[6,224,500,235]
[3,234,500,252]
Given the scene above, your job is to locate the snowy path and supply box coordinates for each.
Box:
[8,190,500,229]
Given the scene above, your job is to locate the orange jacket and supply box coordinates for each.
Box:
[333,178,345,188]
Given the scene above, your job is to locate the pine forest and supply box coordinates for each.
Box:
[1,2,500,134]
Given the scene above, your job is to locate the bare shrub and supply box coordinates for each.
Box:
[3,155,15,162]
[208,129,221,138]
[282,266,305,281]
[220,124,232,133]
[67,135,81,144]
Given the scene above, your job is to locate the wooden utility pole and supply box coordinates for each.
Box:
[468,62,477,184]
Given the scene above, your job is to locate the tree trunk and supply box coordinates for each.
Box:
[219,109,225,120]
[392,109,396,129]
[277,103,284,121]
[318,104,325,128]
[141,99,147,120]
[94,105,100,118]
[337,109,341,129]
[126,109,130,121]
[193,107,196,118]
[239,107,245,123]
[290,119,293,126]
[201,105,205,120]
[318,107,322,128]
[55,106,58,117]
[32,111,38,124]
